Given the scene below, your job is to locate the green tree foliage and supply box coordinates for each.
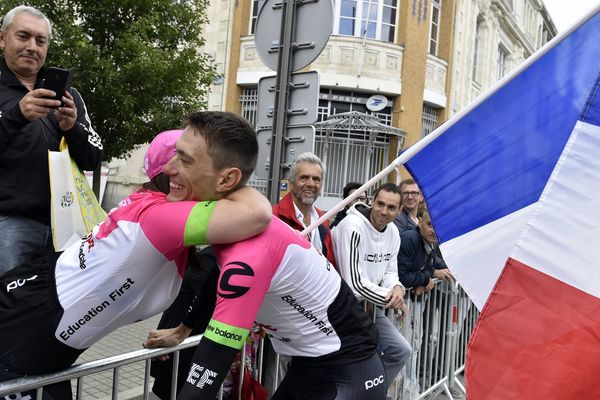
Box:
[1,0,217,160]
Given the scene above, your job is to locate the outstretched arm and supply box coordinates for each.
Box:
[206,186,271,243]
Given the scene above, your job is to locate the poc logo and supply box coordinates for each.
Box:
[364,375,385,390]
[186,363,218,389]
[6,275,38,292]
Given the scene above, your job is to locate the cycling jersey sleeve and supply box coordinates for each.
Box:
[134,197,217,252]
[182,202,217,246]
[178,236,276,399]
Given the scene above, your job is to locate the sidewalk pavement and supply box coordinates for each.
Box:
[72,315,162,400]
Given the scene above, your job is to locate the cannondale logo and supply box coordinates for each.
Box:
[218,261,254,299]
[186,363,218,389]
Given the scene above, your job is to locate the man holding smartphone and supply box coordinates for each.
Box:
[0,5,102,274]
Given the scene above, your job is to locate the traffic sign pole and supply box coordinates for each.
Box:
[255,0,333,203]
[267,0,295,204]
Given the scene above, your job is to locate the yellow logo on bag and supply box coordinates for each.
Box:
[70,160,107,232]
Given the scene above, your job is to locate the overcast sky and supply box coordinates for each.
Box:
[542,0,599,31]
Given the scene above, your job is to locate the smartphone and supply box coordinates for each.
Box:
[41,67,73,105]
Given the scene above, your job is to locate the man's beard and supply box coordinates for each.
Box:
[293,190,319,206]
[301,196,316,205]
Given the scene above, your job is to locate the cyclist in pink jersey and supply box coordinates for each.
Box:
[144,113,390,399]
[0,112,271,399]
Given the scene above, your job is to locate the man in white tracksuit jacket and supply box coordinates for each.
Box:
[332,183,412,388]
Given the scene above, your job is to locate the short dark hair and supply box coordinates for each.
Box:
[185,111,258,187]
[372,183,401,205]
[342,182,362,199]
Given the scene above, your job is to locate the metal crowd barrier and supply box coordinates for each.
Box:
[0,335,200,400]
[0,281,478,400]
[391,280,479,400]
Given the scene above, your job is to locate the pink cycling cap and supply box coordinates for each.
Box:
[143,129,184,179]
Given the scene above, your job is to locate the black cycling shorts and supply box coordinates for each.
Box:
[0,254,81,376]
[272,352,387,400]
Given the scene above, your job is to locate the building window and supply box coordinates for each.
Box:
[496,46,508,81]
[240,88,258,127]
[335,0,398,43]
[250,0,259,34]
[472,19,481,83]
[239,87,269,195]
[429,0,441,55]
[421,105,438,138]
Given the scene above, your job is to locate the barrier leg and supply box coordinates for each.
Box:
[111,367,120,399]
[76,376,84,399]
[169,350,180,400]
[443,284,462,399]
[238,346,246,400]
[143,359,150,400]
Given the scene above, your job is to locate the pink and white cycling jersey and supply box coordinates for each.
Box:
[204,217,376,362]
[179,217,377,399]
[54,190,215,349]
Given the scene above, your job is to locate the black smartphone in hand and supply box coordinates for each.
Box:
[41,67,73,105]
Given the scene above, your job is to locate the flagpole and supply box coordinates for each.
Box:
[301,4,600,236]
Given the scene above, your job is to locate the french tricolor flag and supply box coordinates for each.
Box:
[404,6,600,399]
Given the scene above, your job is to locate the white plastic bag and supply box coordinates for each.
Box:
[48,139,106,251]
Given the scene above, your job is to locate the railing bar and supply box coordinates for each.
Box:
[0,335,204,395]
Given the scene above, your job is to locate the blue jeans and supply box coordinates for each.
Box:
[375,307,412,387]
[0,215,54,275]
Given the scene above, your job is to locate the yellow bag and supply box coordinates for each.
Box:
[49,138,107,251]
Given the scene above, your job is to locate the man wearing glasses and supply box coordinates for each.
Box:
[393,178,423,233]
